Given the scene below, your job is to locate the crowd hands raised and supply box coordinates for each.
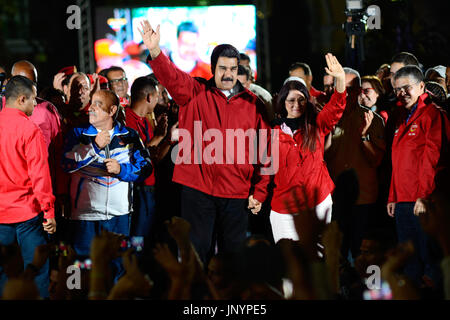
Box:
[1,178,450,301]
[1,17,450,301]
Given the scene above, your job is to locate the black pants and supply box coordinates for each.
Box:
[180,186,248,265]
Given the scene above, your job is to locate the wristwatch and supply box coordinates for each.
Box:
[361,134,370,142]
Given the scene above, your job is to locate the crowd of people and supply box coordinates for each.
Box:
[0,17,449,301]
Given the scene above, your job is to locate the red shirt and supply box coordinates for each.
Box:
[124,107,156,186]
[29,97,63,194]
[389,93,448,203]
[0,108,55,223]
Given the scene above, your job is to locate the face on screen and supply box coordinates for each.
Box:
[177,31,200,61]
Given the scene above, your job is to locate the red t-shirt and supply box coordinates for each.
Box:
[124,107,155,186]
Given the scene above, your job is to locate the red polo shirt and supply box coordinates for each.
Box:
[124,107,156,186]
[0,108,55,223]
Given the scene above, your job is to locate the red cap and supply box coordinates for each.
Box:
[87,74,109,85]
[58,66,77,76]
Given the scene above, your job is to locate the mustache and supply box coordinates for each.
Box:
[221,77,233,82]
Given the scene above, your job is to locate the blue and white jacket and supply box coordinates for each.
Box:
[62,122,152,221]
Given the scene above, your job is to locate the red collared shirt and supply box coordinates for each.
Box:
[124,107,155,186]
[0,107,55,223]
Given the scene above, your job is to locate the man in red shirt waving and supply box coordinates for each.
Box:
[0,76,56,298]
[139,19,272,265]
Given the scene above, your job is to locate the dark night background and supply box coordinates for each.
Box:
[1,0,449,93]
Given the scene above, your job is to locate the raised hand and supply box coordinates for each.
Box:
[90,230,125,264]
[165,216,191,243]
[324,53,345,79]
[324,53,345,93]
[360,110,374,136]
[53,73,66,92]
[89,73,100,99]
[138,19,161,58]
[108,249,153,299]
[154,114,168,138]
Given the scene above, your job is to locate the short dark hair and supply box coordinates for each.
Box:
[177,21,199,38]
[130,76,158,103]
[390,52,420,67]
[239,53,250,62]
[98,68,110,78]
[106,66,126,79]
[4,75,36,102]
[210,44,240,74]
[238,65,251,80]
[393,65,424,83]
[288,62,312,76]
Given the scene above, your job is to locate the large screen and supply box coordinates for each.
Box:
[94,5,257,89]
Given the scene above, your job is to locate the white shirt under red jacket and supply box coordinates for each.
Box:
[389,92,450,203]
[0,107,55,223]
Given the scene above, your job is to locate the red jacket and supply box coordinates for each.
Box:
[0,108,55,223]
[148,52,271,202]
[389,93,448,203]
[271,90,347,213]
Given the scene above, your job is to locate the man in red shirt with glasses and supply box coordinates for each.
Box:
[387,65,449,289]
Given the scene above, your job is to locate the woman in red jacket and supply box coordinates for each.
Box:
[270,53,346,243]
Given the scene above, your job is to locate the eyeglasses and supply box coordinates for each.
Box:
[286,97,307,105]
[109,77,128,85]
[361,88,375,95]
[393,82,419,95]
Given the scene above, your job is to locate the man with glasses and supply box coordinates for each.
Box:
[325,67,386,263]
[106,66,130,107]
[387,65,449,289]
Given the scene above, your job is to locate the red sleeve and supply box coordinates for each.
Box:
[316,89,347,135]
[148,52,205,107]
[26,128,55,219]
[251,100,272,203]
[418,110,443,199]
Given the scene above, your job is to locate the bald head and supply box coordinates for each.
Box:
[11,60,38,83]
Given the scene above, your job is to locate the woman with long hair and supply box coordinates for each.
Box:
[269,53,346,243]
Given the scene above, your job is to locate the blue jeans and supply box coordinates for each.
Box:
[394,202,441,287]
[130,185,156,238]
[68,214,130,281]
[0,214,49,298]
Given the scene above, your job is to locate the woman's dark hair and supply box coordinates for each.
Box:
[210,44,240,74]
[361,75,385,96]
[276,80,319,152]
[425,81,447,106]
